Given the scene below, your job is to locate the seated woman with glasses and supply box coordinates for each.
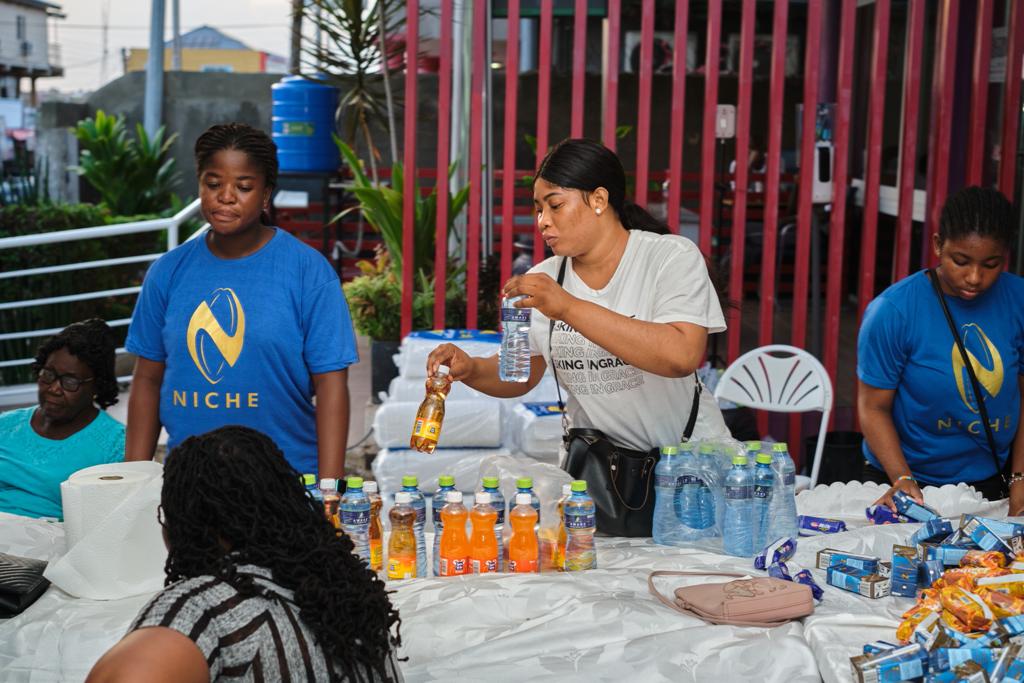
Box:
[0,319,125,519]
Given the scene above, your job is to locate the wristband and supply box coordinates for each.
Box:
[895,475,916,484]
[1008,472,1024,487]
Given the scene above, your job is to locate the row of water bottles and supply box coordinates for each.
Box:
[652,440,799,558]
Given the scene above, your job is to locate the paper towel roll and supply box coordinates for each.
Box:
[61,462,160,549]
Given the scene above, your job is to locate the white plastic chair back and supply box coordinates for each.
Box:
[714,344,834,488]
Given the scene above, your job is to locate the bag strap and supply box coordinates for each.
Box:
[926,269,1003,480]
[546,256,701,443]
[647,570,796,628]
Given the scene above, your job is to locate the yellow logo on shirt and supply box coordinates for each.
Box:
[186,288,245,385]
[951,323,1003,413]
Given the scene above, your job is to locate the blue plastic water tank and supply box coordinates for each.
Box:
[271,75,340,173]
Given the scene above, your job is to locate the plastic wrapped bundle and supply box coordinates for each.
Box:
[394,330,500,379]
[370,447,513,504]
[507,402,563,464]
[373,399,504,449]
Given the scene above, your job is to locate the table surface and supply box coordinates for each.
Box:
[0,482,1008,683]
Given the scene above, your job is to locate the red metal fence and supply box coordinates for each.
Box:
[387,0,1024,456]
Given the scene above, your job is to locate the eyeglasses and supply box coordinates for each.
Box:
[37,367,93,392]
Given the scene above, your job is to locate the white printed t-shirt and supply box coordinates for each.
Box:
[527,229,731,451]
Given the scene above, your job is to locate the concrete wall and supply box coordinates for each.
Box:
[36,99,88,203]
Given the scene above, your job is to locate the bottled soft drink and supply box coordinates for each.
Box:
[563,480,597,571]
[431,474,457,576]
[508,493,539,573]
[410,365,451,453]
[653,445,683,546]
[752,453,775,551]
[302,474,323,504]
[499,295,531,382]
[387,491,417,580]
[401,475,428,577]
[340,477,371,563]
[722,455,754,557]
[364,480,383,572]
[769,442,800,540]
[514,477,541,524]
[696,444,720,537]
[479,476,506,571]
[469,492,499,574]
[320,478,340,529]
[438,491,470,576]
[554,483,572,571]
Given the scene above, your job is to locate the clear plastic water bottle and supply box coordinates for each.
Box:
[752,453,775,551]
[401,475,428,577]
[696,444,721,537]
[479,477,506,571]
[564,480,597,570]
[769,442,800,540]
[676,443,706,531]
[340,476,371,563]
[722,454,754,557]
[499,295,531,382]
[653,445,683,546]
[432,474,457,576]
[302,474,323,504]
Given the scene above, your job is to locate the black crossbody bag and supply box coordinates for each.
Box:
[926,269,1008,497]
[548,257,701,537]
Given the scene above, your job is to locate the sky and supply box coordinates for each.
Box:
[45,0,293,93]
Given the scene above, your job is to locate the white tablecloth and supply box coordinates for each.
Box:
[0,483,1009,682]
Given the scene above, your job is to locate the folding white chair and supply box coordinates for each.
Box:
[713,344,834,489]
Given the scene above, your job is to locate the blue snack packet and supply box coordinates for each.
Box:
[768,560,793,581]
[794,569,824,601]
[755,537,798,570]
[891,491,939,522]
[910,518,956,546]
[798,515,847,536]
[866,504,911,525]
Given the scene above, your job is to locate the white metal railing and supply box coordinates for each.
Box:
[0,198,206,404]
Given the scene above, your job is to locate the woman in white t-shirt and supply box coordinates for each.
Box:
[427,138,730,452]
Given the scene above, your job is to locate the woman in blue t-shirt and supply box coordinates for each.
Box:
[124,124,359,479]
[858,186,1024,513]
[0,319,125,519]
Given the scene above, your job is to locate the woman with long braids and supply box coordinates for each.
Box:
[858,186,1024,513]
[124,123,358,480]
[87,426,402,682]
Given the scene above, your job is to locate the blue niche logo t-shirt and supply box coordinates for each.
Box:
[127,229,358,473]
[857,270,1024,483]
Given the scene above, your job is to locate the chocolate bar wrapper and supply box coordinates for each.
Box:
[892,491,940,522]
[975,574,1024,597]
[755,537,798,570]
[794,569,824,601]
[866,504,912,525]
[960,550,1009,569]
[768,561,793,581]
[828,565,891,598]
[798,515,847,535]
[817,548,881,573]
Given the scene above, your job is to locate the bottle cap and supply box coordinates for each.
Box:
[516,477,533,489]
[476,492,492,505]
[445,490,463,503]
[363,481,378,493]
[698,443,716,454]
[395,491,412,504]
[745,440,762,451]
[660,445,679,456]
[437,365,451,376]
[438,475,455,487]
[732,455,748,466]
[772,442,789,452]
[402,475,419,488]
[516,493,532,506]
[755,453,773,465]
[301,473,316,486]
[319,478,337,491]
[482,476,499,489]
[570,480,587,493]
[562,484,572,496]
[347,476,364,489]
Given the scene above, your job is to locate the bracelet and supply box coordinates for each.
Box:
[895,475,916,484]
[1008,472,1024,487]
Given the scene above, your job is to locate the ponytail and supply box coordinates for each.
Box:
[619,199,669,235]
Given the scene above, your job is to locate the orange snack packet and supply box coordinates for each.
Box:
[960,550,1008,569]
[896,606,937,643]
[980,588,1024,618]
[942,566,1010,590]
[975,573,1024,597]
[939,586,995,632]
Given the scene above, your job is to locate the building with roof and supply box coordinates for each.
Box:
[0,0,63,101]
[124,25,287,75]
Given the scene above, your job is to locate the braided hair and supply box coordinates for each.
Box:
[32,318,119,409]
[194,123,279,224]
[162,426,401,683]
[938,185,1017,250]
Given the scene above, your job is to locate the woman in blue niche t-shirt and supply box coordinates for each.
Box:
[858,186,1024,514]
[124,124,358,479]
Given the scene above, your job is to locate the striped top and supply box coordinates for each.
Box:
[130,564,402,682]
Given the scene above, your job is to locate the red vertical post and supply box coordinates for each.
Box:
[571,0,588,138]
[894,0,926,282]
[924,0,960,267]
[634,0,655,207]
[823,0,857,393]
[999,0,1024,198]
[466,0,486,330]
[434,0,453,329]
[856,0,891,322]
[698,0,722,255]
[401,0,419,339]
[726,0,755,364]
[665,0,690,235]
[602,0,622,150]
[534,0,553,265]
[966,0,994,186]
[500,0,521,287]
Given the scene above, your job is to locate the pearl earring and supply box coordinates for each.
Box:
[596,208,602,215]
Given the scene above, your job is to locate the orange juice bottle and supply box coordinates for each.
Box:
[509,493,540,573]
[438,490,470,576]
[410,365,451,453]
[469,492,499,574]
[554,483,571,571]
[320,478,341,529]
[365,480,383,572]
[386,491,417,580]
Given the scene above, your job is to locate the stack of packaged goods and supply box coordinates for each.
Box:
[816,548,892,599]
